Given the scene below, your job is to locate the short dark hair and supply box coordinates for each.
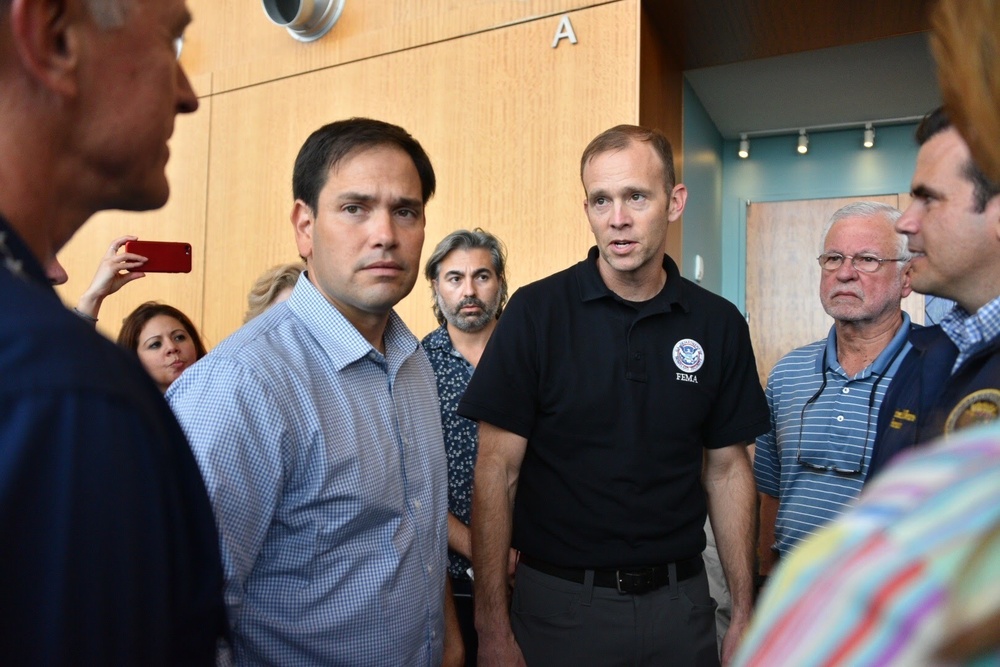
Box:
[117,302,207,359]
[580,124,676,194]
[916,107,1000,213]
[424,228,508,326]
[292,117,436,213]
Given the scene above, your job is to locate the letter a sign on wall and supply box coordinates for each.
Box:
[551,15,578,48]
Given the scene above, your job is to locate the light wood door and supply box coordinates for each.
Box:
[746,195,924,387]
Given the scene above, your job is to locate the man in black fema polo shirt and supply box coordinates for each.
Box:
[459,124,769,666]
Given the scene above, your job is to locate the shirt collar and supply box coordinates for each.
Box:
[286,271,418,374]
[576,246,689,314]
[939,295,1000,356]
[820,311,912,378]
[0,214,53,288]
[422,324,454,352]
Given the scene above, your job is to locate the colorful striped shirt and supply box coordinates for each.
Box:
[734,421,1000,666]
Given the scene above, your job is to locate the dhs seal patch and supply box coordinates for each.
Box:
[672,338,705,374]
[945,389,1000,434]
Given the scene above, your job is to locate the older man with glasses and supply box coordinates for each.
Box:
[753,201,914,581]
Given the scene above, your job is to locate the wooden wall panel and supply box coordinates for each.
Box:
[55,93,213,344]
[638,3,684,260]
[201,2,638,346]
[186,0,607,94]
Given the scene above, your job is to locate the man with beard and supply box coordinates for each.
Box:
[754,202,913,578]
[422,228,509,665]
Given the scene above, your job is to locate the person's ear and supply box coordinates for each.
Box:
[291,200,315,262]
[987,193,1000,243]
[667,183,688,222]
[900,262,914,299]
[9,0,85,98]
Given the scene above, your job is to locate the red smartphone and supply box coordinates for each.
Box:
[124,240,192,273]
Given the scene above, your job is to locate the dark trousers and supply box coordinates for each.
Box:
[511,562,719,667]
[452,577,478,666]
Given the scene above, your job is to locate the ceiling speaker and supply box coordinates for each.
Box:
[261,0,346,42]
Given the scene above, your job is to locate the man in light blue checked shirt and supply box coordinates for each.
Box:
[168,118,462,666]
[754,202,914,579]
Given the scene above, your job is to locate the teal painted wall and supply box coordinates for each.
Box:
[681,83,922,310]
[679,81,724,294]
[719,123,919,311]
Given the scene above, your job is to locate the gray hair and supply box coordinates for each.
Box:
[424,228,508,326]
[85,0,128,28]
[820,201,912,263]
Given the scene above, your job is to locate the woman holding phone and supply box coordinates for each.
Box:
[118,302,207,392]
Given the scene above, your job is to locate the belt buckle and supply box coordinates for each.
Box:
[616,567,656,594]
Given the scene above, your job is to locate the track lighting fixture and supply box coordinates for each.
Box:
[738,134,750,159]
[863,123,875,149]
[797,129,809,155]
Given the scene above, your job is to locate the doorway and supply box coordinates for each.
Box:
[745,194,924,387]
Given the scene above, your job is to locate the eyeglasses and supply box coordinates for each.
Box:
[795,375,873,475]
[795,343,905,475]
[817,253,906,273]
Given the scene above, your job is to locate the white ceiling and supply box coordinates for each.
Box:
[684,32,941,140]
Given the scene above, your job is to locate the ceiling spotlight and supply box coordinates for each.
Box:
[863,123,875,149]
[738,134,750,159]
[797,129,809,155]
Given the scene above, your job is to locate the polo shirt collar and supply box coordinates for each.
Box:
[576,246,689,315]
[819,311,913,379]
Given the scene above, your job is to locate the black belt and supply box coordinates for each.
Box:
[449,576,473,597]
[519,554,703,595]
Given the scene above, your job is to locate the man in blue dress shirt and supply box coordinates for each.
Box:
[169,118,461,666]
[0,0,226,664]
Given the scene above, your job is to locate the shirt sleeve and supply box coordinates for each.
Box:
[704,309,770,448]
[457,288,539,438]
[754,371,781,497]
[167,356,287,629]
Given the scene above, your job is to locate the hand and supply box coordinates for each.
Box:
[76,236,147,319]
[478,631,527,667]
[507,548,519,588]
[720,614,750,666]
[441,630,465,667]
[758,547,778,576]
